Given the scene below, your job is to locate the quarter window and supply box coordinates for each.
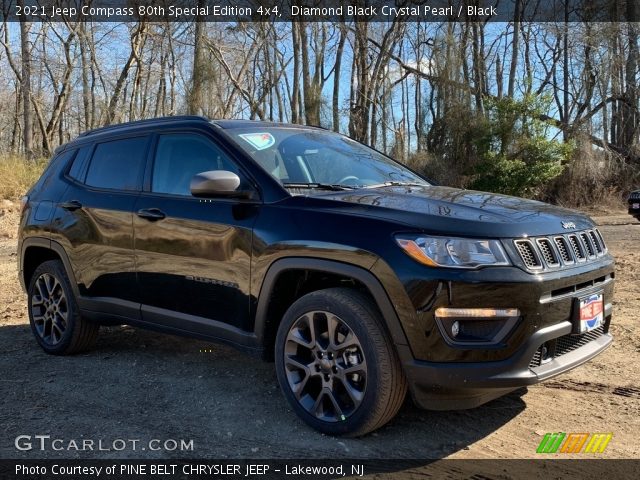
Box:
[85,137,148,191]
[67,144,93,181]
[151,133,241,196]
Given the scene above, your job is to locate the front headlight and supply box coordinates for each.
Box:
[395,235,510,269]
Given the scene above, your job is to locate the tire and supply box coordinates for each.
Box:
[27,259,98,355]
[275,287,407,437]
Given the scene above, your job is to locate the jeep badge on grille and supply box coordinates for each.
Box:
[562,221,576,229]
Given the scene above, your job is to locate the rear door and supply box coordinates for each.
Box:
[51,135,150,314]
[133,130,258,335]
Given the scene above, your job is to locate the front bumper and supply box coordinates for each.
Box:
[400,312,612,409]
[372,251,616,410]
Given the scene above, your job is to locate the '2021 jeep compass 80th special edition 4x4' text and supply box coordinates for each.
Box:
[18,116,614,436]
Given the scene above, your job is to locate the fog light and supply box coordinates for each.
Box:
[451,321,460,338]
[435,308,520,318]
[434,307,521,345]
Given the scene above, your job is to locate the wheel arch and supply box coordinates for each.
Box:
[21,238,79,296]
[254,257,409,360]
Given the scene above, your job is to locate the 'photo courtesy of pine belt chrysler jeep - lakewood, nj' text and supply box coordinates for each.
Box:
[18,116,614,436]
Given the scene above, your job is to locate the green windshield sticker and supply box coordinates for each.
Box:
[239,132,275,150]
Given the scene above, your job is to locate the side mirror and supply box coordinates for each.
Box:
[190,170,252,199]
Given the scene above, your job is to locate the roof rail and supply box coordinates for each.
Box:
[77,115,210,138]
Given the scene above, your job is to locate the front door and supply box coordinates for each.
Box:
[133,131,258,335]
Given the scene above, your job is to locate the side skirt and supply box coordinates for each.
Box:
[79,297,263,358]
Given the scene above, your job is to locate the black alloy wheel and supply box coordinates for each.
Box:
[275,288,407,437]
[31,272,69,346]
[27,260,98,355]
[283,310,367,422]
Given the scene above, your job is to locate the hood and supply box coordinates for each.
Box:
[306,185,594,238]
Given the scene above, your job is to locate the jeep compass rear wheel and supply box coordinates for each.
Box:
[28,260,98,355]
[275,288,407,436]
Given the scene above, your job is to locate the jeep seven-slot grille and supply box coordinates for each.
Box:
[529,326,606,368]
[580,232,595,257]
[568,234,585,260]
[514,240,541,269]
[589,230,603,254]
[554,236,573,264]
[514,229,606,271]
[537,239,558,266]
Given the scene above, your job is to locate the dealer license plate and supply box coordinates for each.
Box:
[578,292,604,333]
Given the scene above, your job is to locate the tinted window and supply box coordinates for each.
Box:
[67,144,93,181]
[151,133,240,196]
[85,137,148,191]
[230,127,428,188]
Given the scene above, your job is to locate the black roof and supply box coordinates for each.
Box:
[211,119,314,130]
[77,115,210,138]
[76,116,320,140]
[59,116,325,154]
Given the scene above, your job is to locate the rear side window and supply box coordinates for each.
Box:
[85,137,148,191]
[67,144,93,181]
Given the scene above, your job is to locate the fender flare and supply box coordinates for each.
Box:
[21,237,81,297]
[253,257,409,348]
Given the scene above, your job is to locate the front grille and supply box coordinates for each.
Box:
[537,239,559,266]
[568,234,585,260]
[554,237,573,264]
[629,191,640,200]
[529,326,606,368]
[588,230,603,254]
[555,326,605,356]
[580,232,595,258]
[530,348,542,367]
[514,240,541,269]
[514,229,607,271]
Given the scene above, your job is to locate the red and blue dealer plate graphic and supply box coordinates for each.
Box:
[579,293,604,333]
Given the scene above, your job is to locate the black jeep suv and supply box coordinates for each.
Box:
[18,116,614,436]
[629,189,640,221]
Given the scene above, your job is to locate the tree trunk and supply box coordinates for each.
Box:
[79,21,91,130]
[18,2,32,157]
[188,4,206,115]
[508,0,521,98]
[623,7,638,149]
[105,23,147,125]
[563,1,569,140]
[332,22,347,132]
[291,22,301,124]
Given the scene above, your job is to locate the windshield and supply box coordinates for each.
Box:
[226,127,430,190]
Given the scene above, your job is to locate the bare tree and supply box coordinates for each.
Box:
[17,0,32,157]
[104,22,148,125]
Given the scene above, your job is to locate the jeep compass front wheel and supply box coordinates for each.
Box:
[275,288,407,436]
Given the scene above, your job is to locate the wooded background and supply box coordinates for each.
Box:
[1,17,639,205]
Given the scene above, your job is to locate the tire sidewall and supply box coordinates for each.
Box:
[275,290,386,436]
[27,260,80,355]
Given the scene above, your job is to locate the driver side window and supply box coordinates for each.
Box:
[151,133,240,196]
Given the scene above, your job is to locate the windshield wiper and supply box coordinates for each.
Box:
[364,181,429,189]
[283,182,356,191]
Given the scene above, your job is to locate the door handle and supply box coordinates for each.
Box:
[137,208,166,221]
[59,200,82,211]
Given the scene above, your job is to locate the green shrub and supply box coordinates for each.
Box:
[469,95,571,197]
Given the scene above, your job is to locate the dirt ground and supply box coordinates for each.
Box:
[0,201,638,467]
